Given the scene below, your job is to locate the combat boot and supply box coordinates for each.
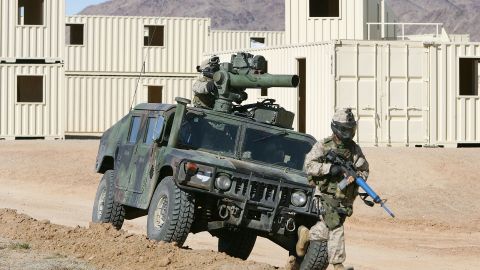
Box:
[333,264,354,270]
[295,225,310,257]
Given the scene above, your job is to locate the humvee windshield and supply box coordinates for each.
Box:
[179,115,239,155]
[241,128,313,171]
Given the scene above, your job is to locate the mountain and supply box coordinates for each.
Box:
[80,0,480,41]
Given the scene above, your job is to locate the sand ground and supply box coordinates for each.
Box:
[0,140,479,269]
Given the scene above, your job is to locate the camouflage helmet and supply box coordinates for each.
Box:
[200,55,220,69]
[331,108,357,142]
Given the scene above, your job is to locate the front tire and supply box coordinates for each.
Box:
[299,240,329,270]
[147,177,195,246]
[218,229,257,260]
[92,170,125,230]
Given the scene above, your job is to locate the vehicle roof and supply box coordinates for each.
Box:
[134,103,176,111]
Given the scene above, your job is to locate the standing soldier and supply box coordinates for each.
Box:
[192,56,220,109]
[296,108,369,270]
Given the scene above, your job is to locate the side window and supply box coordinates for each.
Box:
[128,116,142,144]
[144,116,165,145]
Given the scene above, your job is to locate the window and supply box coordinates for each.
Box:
[250,37,266,48]
[18,0,44,25]
[128,116,142,144]
[261,88,268,97]
[144,26,164,46]
[145,117,165,144]
[309,0,339,18]
[459,58,479,96]
[66,24,84,45]
[148,86,163,103]
[17,76,43,103]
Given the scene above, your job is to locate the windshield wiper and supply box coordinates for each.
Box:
[253,130,288,143]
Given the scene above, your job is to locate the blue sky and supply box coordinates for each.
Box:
[66,0,107,15]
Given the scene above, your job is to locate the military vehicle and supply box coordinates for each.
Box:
[92,53,328,270]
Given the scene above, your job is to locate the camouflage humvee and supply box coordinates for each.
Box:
[92,53,328,270]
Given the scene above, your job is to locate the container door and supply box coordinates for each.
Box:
[335,44,379,145]
[382,45,430,146]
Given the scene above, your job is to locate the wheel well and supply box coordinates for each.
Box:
[158,166,173,181]
[99,156,114,173]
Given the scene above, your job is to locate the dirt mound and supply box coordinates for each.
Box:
[0,209,276,270]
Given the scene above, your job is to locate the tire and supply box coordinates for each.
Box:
[218,229,257,260]
[92,170,125,230]
[299,240,329,270]
[147,176,195,246]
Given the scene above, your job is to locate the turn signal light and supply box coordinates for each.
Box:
[185,162,199,176]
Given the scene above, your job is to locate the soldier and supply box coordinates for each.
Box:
[192,56,220,109]
[296,108,369,270]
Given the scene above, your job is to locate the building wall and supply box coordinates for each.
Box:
[0,0,65,61]
[65,75,195,135]
[65,16,210,75]
[285,0,371,44]
[0,63,65,139]
[210,30,285,52]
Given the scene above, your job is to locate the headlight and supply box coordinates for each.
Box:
[215,175,232,191]
[291,190,307,207]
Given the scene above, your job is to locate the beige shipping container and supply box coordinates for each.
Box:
[0,63,65,139]
[65,75,196,135]
[285,0,386,44]
[214,40,480,147]
[0,0,65,61]
[210,30,284,52]
[65,15,210,75]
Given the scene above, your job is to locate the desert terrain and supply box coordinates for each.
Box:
[0,140,479,269]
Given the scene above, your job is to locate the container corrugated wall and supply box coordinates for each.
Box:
[214,43,334,139]
[65,76,195,135]
[285,0,372,44]
[0,0,64,61]
[430,43,480,145]
[210,30,284,52]
[65,16,210,75]
[0,64,65,139]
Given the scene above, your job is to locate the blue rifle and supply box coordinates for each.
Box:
[325,150,395,218]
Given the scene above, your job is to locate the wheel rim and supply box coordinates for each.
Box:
[97,188,107,220]
[153,195,168,230]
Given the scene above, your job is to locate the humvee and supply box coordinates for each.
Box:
[92,53,329,270]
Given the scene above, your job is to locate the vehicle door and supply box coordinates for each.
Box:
[127,112,165,194]
[115,112,146,190]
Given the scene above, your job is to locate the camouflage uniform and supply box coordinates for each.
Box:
[303,109,369,266]
[192,58,218,109]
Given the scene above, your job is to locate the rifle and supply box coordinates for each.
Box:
[325,150,395,218]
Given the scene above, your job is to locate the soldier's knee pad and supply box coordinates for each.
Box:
[309,221,329,241]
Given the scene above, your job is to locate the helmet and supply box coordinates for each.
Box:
[331,108,357,142]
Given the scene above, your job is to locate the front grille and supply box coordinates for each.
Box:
[231,177,279,205]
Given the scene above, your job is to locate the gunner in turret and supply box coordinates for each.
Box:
[192,56,220,109]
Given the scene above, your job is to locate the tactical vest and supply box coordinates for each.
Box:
[315,136,359,229]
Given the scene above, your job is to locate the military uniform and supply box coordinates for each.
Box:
[304,135,369,265]
[192,75,216,109]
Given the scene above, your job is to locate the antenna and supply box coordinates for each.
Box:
[130,23,159,111]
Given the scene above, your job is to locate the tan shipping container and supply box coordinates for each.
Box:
[210,30,284,52]
[214,40,480,147]
[65,75,196,135]
[0,0,65,61]
[0,63,65,139]
[65,15,210,75]
[285,0,385,44]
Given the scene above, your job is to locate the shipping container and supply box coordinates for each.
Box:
[284,0,391,44]
[210,30,284,52]
[0,0,65,61]
[65,75,196,135]
[213,40,480,147]
[65,15,210,75]
[0,63,65,139]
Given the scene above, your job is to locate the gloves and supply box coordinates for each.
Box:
[206,81,217,94]
[329,165,342,176]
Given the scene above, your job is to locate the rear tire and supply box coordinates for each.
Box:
[147,177,195,246]
[92,170,125,230]
[218,229,257,260]
[299,240,329,270]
